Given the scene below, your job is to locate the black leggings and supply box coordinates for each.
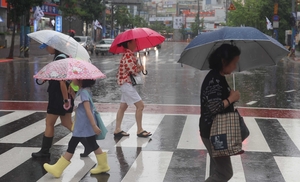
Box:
[67,135,99,154]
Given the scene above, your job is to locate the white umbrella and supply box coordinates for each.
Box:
[28,30,90,62]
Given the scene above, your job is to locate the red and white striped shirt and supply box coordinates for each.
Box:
[117,49,138,85]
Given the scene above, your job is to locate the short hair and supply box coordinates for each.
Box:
[208,44,241,71]
[81,79,96,88]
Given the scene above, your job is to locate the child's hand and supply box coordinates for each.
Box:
[93,125,101,135]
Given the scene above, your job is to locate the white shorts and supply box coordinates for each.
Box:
[120,83,142,105]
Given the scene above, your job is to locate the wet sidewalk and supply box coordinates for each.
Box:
[0,42,48,61]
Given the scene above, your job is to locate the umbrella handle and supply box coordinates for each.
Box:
[36,79,46,85]
[142,70,148,75]
[63,99,71,110]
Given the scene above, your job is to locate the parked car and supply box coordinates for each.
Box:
[95,39,114,55]
[74,36,94,54]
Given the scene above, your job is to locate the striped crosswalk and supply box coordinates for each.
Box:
[0,110,300,182]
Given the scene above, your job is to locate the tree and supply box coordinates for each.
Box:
[6,0,43,58]
[149,21,165,32]
[114,6,134,31]
[191,16,204,38]
[133,15,148,28]
[179,24,187,40]
[227,0,291,44]
[77,0,105,36]
[59,0,80,30]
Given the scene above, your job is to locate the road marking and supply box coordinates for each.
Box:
[0,147,39,177]
[285,90,296,93]
[265,94,276,98]
[122,151,173,182]
[177,115,206,150]
[246,101,257,105]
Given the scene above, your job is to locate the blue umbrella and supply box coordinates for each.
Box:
[178,27,289,72]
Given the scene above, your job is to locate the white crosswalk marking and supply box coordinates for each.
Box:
[121,151,173,182]
[0,147,39,177]
[116,114,164,148]
[205,154,246,182]
[177,115,206,149]
[275,156,300,182]
[242,117,271,152]
[1,111,300,181]
[277,118,300,151]
[0,113,75,144]
[0,111,35,127]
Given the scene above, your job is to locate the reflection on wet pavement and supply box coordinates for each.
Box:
[0,42,299,109]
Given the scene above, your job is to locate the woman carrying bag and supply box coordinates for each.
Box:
[200,44,241,182]
[114,39,151,138]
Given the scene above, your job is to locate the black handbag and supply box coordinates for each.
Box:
[237,111,250,141]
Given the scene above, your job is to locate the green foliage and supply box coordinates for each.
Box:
[77,0,105,24]
[149,21,165,32]
[59,0,80,18]
[191,16,204,37]
[133,15,148,28]
[227,0,292,44]
[114,6,134,31]
[7,0,43,22]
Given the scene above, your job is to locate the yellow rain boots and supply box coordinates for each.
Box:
[43,156,71,178]
[90,152,110,174]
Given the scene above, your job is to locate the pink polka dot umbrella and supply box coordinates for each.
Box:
[33,58,106,80]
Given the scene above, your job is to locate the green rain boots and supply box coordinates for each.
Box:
[43,156,71,178]
[90,152,110,174]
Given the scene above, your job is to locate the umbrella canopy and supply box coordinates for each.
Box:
[28,30,90,62]
[109,27,165,54]
[33,58,106,80]
[178,27,289,71]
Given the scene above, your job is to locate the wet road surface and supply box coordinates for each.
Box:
[0,42,300,182]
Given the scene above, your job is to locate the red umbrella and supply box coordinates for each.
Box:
[109,28,165,54]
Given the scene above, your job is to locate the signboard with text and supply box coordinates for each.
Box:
[1,0,7,8]
[32,3,60,16]
[55,16,62,32]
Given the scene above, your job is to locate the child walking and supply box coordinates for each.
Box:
[43,79,110,178]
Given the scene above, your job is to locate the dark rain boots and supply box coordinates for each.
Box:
[80,137,93,157]
[31,135,53,158]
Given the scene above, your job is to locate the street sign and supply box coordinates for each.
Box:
[274,3,278,15]
[273,21,279,28]
[273,15,279,21]
[228,3,236,11]
[55,16,62,32]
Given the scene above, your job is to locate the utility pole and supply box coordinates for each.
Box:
[292,0,297,55]
[102,0,106,39]
[111,5,114,38]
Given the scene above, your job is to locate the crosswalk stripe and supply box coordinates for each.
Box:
[0,118,59,144]
[230,155,246,182]
[0,114,74,143]
[0,111,35,127]
[121,151,173,182]
[277,118,300,152]
[274,156,300,182]
[177,115,205,149]
[242,117,271,152]
[205,154,246,182]
[0,147,39,177]
[116,114,164,148]
[54,112,116,146]
[2,111,300,181]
